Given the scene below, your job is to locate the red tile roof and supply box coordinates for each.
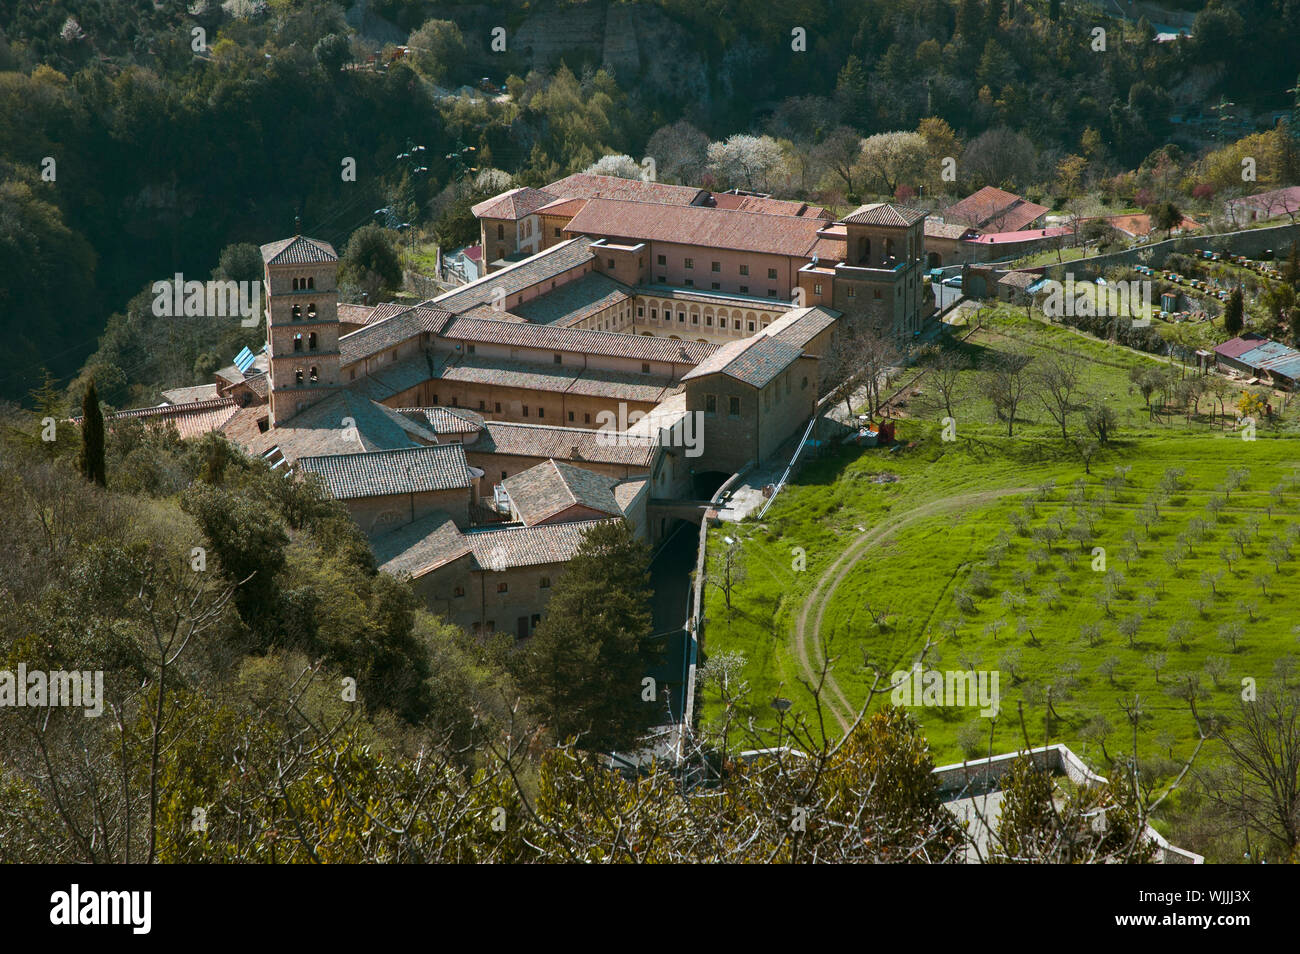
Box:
[708,192,827,218]
[439,314,716,364]
[563,198,830,258]
[471,187,558,220]
[841,203,928,227]
[544,173,706,206]
[943,187,1048,232]
[84,398,240,441]
[260,235,338,265]
[966,225,1071,245]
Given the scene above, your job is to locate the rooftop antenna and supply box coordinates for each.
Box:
[294,213,301,234]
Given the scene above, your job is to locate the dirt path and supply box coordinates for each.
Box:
[791,486,1034,733]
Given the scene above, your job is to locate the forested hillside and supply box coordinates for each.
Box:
[1,0,1297,403]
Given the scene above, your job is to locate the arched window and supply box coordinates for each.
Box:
[885,238,895,260]
[307,302,317,319]
[291,304,302,320]
[308,331,317,350]
[307,276,315,289]
[295,369,304,385]
[293,333,303,352]
[309,366,318,383]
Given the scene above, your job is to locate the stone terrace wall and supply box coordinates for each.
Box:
[1033,222,1300,281]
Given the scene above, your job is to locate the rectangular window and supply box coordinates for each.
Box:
[607,258,615,268]
[537,407,545,419]
[768,268,778,280]
[729,396,741,417]
[453,585,465,598]
[684,257,694,269]
[740,265,749,276]
[553,353,562,364]
[874,289,883,299]
[691,313,699,324]
[685,279,694,287]
[739,285,749,294]
[584,413,591,424]
[658,275,666,284]
[494,402,501,413]
[554,227,561,237]
[748,321,755,332]
[705,394,717,414]
[712,282,720,290]
[638,306,644,317]
[767,289,777,298]
[650,308,657,320]
[678,312,685,323]
[711,261,721,272]
[522,406,529,417]
[479,399,486,410]
[641,362,650,374]
[540,577,551,589]
[568,410,575,422]
[497,582,508,593]
[467,344,476,354]
[814,283,823,295]
[657,254,666,265]
[705,315,713,326]
[847,287,856,298]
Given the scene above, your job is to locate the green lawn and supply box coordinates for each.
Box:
[699,312,1300,781]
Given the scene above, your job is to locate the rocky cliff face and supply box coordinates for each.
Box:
[510,1,711,106]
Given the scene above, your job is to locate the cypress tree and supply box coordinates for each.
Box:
[1224,287,1245,338]
[78,380,106,487]
[520,520,656,751]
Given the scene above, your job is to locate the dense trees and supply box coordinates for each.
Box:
[340,224,404,303]
[518,520,658,751]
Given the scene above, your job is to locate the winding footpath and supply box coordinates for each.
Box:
[791,486,1035,733]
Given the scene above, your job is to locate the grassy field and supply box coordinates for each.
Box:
[699,311,1300,781]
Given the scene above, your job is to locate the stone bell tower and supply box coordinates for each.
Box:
[259,234,342,427]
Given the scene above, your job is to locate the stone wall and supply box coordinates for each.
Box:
[1033,222,1300,282]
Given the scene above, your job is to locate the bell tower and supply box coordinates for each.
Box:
[259,235,342,427]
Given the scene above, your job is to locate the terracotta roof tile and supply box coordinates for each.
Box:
[512,272,633,326]
[466,519,613,570]
[433,237,597,314]
[841,203,928,227]
[475,420,655,468]
[89,398,240,441]
[471,187,558,220]
[503,459,624,525]
[339,303,453,364]
[943,187,1048,232]
[299,442,472,500]
[543,173,706,206]
[682,334,802,389]
[373,510,471,578]
[439,314,716,364]
[260,235,338,265]
[562,199,829,258]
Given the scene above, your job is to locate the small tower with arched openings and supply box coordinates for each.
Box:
[259,234,342,427]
